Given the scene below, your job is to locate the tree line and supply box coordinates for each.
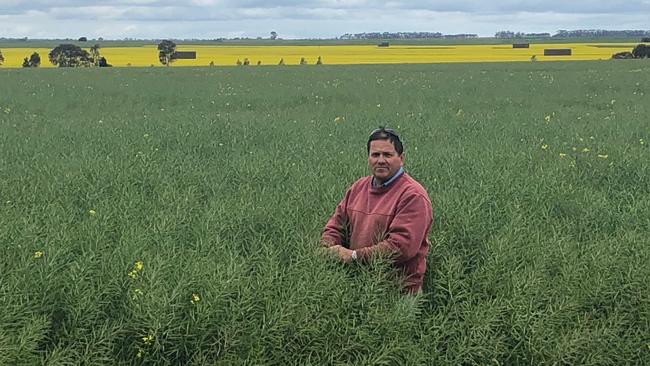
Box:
[496,29,650,39]
[0,43,112,68]
[339,32,478,39]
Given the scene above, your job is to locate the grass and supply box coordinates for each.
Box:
[0,60,649,365]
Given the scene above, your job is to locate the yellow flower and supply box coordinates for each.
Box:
[143,133,149,138]
[334,116,344,123]
[582,148,590,153]
[142,334,154,345]
[132,289,143,300]
[134,261,144,271]
[641,139,645,145]
[128,270,138,279]
[88,209,96,216]
[597,154,608,159]
[541,144,548,150]
[544,115,551,122]
[33,251,44,259]
[191,293,201,304]
[136,349,143,358]
[572,147,577,152]
[559,153,567,158]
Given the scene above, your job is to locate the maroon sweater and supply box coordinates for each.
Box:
[321,173,433,293]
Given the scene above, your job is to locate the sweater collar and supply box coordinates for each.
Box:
[372,166,404,188]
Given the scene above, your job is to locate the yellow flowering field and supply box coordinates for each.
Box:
[0,43,636,67]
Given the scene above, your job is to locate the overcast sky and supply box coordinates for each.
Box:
[1,0,649,39]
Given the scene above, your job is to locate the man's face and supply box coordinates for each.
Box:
[368,139,403,185]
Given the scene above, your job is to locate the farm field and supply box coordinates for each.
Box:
[1,61,649,364]
[0,42,639,67]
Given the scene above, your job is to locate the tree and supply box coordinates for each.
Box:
[90,44,101,66]
[278,58,285,65]
[49,44,93,67]
[316,56,323,65]
[270,31,278,40]
[300,57,307,65]
[22,52,41,67]
[158,40,177,66]
[78,37,87,42]
[0,50,4,66]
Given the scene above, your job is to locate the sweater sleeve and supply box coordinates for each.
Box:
[357,192,432,263]
[320,189,351,247]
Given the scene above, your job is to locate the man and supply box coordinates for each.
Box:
[321,128,434,293]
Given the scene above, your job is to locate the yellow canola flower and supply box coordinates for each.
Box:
[559,153,567,158]
[598,154,609,159]
[89,209,96,216]
[582,148,590,153]
[134,261,144,271]
[544,115,551,122]
[191,293,201,304]
[33,251,44,259]
[142,334,154,345]
[0,43,639,68]
[128,270,138,279]
[541,144,548,150]
[136,349,144,358]
[131,288,143,300]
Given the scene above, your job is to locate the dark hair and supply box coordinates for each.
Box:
[367,127,404,155]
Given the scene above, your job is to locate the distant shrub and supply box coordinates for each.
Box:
[632,44,650,58]
[236,59,242,66]
[243,58,250,66]
[378,42,389,47]
[300,57,307,65]
[278,58,285,65]
[98,57,112,67]
[22,52,41,67]
[612,51,634,59]
[316,56,323,65]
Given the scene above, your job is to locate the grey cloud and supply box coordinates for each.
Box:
[4,0,650,16]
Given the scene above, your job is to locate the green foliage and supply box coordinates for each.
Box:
[48,44,92,67]
[0,62,649,364]
[632,44,650,58]
[0,49,4,65]
[90,44,101,66]
[157,40,176,66]
[22,52,41,67]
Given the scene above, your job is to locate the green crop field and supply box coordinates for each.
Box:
[1,61,649,365]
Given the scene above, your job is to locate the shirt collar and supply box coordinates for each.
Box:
[372,166,404,188]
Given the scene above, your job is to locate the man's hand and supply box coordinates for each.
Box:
[327,245,354,264]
